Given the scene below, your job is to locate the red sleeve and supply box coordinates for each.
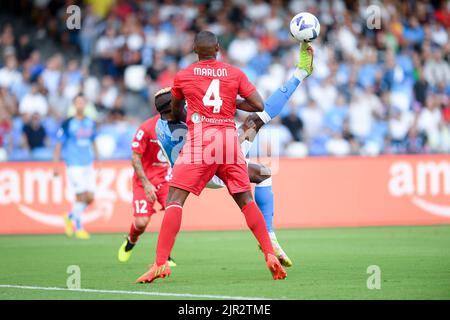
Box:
[238,70,256,98]
[171,72,184,99]
[131,126,148,154]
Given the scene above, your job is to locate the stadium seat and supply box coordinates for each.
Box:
[8,148,31,161]
[31,147,53,161]
[308,135,329,156]
[11,117,24,148]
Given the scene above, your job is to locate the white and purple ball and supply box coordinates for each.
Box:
[289,12,320,43]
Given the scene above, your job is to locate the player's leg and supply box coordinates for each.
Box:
[72,192,91,239]
[63,165,96,239]
[118,216,151,263]
[135,186,190,283]
[135,159,215,283]
[232,190,286,280]
[216,154,286,280]
[257,42,314,126]
[64,166,83,237]
[118,182,156,262]
[64,192,87,238]
[155,183,177,267]
[73,166,96,239]
[248,163,293,267]
[238,42,314,147]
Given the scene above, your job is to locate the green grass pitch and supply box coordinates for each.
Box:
[0,225,449,299]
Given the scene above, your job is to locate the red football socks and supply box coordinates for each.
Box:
[129,222,145,244]
[155,203,183,265]
[242,201,275,258]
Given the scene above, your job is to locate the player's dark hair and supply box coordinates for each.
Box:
[194,31,219,60]
[194,31,218,47]
[154,88,172,115]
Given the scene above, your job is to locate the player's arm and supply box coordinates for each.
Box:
[237,113,265,145]
[236,90,264,112]
[53,142,62,177]
[53,120,68,177]
[170,95,185,122]
[91,122,99,160]
[132,127,157,202]
[92,140,99,160]
[131,151,157,202]
[170,73,185,122]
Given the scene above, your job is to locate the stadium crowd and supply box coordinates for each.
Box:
[0,0,449,161]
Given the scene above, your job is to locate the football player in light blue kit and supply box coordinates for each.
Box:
[53,94,98,239]
[155,43,314,267]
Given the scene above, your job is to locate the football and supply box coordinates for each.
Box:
[290,12,321,42]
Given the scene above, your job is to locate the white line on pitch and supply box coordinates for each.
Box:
[0,284,270,300]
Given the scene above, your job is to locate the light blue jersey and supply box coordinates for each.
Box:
[155,118,187,167]
[57,117,96,167]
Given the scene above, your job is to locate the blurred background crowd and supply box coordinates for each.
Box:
[0,0,449,161]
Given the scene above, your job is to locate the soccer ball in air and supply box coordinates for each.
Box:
[289,12,320,43]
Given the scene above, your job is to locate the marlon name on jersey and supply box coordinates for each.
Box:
[193,67,228,77]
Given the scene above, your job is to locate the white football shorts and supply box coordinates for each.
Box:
[66,165,96,195]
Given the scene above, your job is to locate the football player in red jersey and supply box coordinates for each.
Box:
[136,31,286,283]
[117,88,180,266]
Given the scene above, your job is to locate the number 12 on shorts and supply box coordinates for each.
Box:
[134,200,148,214]
[203,79,222,113]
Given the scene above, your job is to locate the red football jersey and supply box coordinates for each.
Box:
[171,59,256,129]
[131,115,170,188]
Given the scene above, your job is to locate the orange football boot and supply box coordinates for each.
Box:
[266,253,287,280]
[135,262,171,283]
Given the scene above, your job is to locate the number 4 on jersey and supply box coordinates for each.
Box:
[203,79,223,113]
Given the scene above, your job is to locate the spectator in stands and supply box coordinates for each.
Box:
[0,24,15,63]
[326,132,351,156]
[95,26,122,76]
[97,75,119,111]
[21,113,48,151]
[324,94,349,134]
[16,34,34,63]
[423,49,450,88]
[0,86,17,117]
[41,54,64,98]
[413,68,429,108]
[156,60,177,88]
[300,100,324,141]
[19,83,48,120]
[0,54,21,90]
[0,108,11,161]
[228,30,259,65]
[249,116,293,157]
[417,95,443,152]
[1,0,449,160]
[80,5,102,61]
[282,103,303,142]
[389,108,414,153]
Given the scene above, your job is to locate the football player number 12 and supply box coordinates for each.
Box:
[203,79,223,113]
[135,200,148,214]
